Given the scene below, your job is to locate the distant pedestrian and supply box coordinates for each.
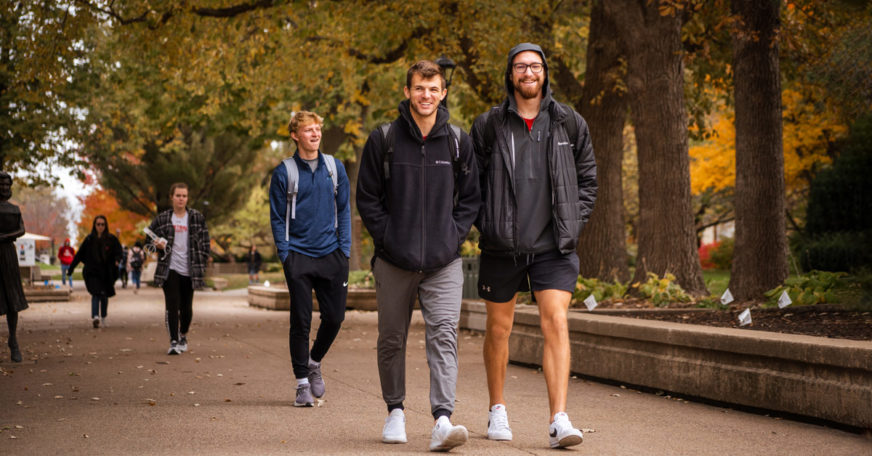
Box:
[472,43,596,449]
[57,238,75,288]
[270,110,351,407]
[0,171,28,362]
[116,229,129,289]
[147,183,211,355]
[247,244,263,284]
[68,215,123,328]
[357,60,479,451]
[128,241,145,294]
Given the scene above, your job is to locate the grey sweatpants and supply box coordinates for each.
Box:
[374,257,463,418]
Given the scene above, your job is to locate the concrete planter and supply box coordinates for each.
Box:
[23,287,72,303]
[460,301,872,429]
[247,286,379,312]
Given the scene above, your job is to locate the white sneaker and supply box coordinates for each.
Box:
[92,317,100,328]
[429,416,468,452]
[487,404,513,441]
[382,409,407,444]
[549,412,583,448]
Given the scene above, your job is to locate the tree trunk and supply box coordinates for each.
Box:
[577,0,630,282]
[729,0,787,299]
[608,0,707,295]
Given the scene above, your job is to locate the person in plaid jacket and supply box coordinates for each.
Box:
[147,182,211,355]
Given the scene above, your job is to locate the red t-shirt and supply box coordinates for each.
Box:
[523,117,535,131]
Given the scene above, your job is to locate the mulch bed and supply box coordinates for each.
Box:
[572,299,872,341]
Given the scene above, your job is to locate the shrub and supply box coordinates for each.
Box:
[764,270,847,306]
[708,237,733,270]
[698,241,719,270]
[574,277,628,303]
[633,272,692,307]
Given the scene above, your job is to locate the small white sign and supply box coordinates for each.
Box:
[720,288,734,306]
[777,290,792,309]
[738,308,752,326]
[583,294,598,311]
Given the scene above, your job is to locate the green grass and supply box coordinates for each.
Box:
[702,269,730,298]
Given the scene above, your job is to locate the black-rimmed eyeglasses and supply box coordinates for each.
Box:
[512,63,544,73]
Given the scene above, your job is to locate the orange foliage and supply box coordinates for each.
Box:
[76,188,149,245]
[690,88,847,195]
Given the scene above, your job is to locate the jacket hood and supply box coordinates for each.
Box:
[505,42,550,96]
[398,99,450,141]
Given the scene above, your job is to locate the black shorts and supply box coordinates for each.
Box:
[477,250,580,303]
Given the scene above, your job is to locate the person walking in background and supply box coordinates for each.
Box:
[57,238,75,289]
[472,43,597,449]
[128,241,145,294]
[0,171,28,362]
[247,244,263,284]
[148,183,211,355]
[68,215,123,328]
[357,60,479,451]
[116,229,129,289]
[269,111,351,407]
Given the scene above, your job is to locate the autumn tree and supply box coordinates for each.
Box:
[11,184,71,241]
[607,0,706,294]
[76,187,149,245]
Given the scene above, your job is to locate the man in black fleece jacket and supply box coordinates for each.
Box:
[357,60,479,452]
[472,42,597,449]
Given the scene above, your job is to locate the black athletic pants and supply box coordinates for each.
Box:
[163,270,194,343]
[283,249,348,379]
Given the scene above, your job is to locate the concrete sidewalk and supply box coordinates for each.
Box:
[1,286,869,455]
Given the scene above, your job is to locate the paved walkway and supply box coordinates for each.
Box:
[1,285,869,455]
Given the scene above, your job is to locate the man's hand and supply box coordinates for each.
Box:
[156,239,168,250]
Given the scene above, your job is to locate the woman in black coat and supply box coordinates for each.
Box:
[68,215,122,328]
[0,171,27,362]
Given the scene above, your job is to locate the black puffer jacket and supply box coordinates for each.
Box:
[357,101,480,272]
[471,43,597,256]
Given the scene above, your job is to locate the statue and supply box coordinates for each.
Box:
[0,171,27,362]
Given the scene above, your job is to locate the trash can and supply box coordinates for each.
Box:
[461,256,479,300]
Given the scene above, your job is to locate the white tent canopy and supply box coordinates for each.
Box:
[21,232,52,241]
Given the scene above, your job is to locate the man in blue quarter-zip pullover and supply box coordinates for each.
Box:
[269,110,351,408]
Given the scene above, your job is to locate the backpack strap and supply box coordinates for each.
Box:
[447,124,467,206]
[379,123,393,180]
[323,154,339,229]
[282,157,299,242]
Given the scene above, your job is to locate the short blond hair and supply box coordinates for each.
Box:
[288,111,324,138]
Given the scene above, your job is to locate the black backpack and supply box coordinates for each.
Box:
[130,250,143,271]
[379,122,469,205]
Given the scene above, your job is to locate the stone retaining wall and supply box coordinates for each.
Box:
[460,301,872,430]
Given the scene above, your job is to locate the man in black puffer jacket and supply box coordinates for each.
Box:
[471,42,597,449]
[357,60,479,452]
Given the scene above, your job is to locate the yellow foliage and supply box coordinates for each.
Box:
[690,88,847,195]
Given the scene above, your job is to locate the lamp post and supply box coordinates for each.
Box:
[435,55,456,108]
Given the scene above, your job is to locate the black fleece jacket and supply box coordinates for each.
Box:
[357,101,480,272]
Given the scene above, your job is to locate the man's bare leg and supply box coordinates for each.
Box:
[483,294,518,407]
[535,289,572,421]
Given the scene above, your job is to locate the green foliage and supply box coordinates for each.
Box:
[349,269,374,289]
[573,277,628,303]
[796,115,872,272]
[764,270,848,306]
[632,272,692,307]
[702,269,730,298]
[708,237,733,270]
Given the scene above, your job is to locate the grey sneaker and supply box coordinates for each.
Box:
[382,409,407,444]
[548,412,583,449]
[167,341,181,355]
[429,416,468,452]
[308,360,324,398]
[294,383,314,407]
[92,317,100,328]
[178,336,188,353]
